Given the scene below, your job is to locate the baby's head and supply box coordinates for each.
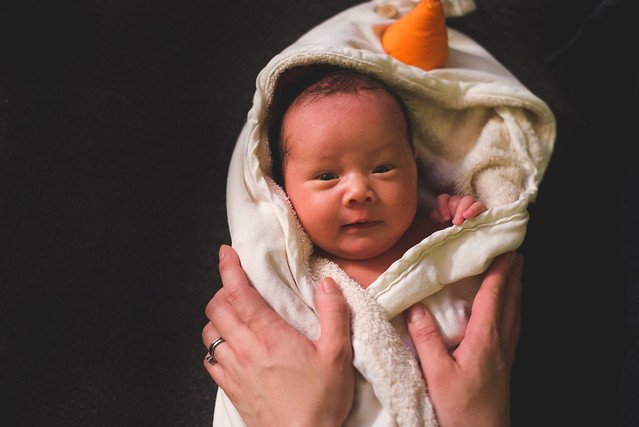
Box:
[269,66,413,185]
[268,66,419,260]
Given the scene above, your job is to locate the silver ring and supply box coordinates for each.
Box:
[206,336,226,364]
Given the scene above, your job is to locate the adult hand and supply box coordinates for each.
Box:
[406,252,523,427]
[202,245,354,427]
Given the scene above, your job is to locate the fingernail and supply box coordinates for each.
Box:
[321,278,339,294]
[407,304,425,323]
[219,245,228,260]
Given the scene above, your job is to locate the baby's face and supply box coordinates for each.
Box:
[282,91,418,261]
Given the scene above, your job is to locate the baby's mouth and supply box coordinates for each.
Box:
[342,220,381,230]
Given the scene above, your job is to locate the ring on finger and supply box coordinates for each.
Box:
[205,336,226,364]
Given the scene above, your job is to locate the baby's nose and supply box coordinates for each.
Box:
[343,176,375,206]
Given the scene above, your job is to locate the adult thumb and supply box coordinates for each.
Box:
[316,278,352,355]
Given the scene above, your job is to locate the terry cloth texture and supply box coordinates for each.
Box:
[216,0,555,425]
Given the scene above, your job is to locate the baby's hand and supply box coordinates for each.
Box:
[431,194,487,226]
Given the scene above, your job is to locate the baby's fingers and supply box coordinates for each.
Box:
[452,196,482,225]
[462,201,487,221]
[433,194,452,223]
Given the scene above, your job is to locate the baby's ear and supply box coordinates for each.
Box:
[381,0,448,71]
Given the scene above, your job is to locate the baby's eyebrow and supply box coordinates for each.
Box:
[315,153,340,161]
[367,142,405,155]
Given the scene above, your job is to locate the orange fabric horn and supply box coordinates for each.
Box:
[381,0,448,71]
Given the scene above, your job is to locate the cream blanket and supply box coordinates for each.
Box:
[215,0,556,425]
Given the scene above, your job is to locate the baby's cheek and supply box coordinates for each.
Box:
[296,207,326,236]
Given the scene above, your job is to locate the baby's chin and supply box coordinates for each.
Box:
[315,241,400,262]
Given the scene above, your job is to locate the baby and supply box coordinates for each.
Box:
[213,1,554,424]
[269,66,487,287]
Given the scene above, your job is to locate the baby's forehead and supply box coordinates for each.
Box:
[282,90,407,140]
[290,88,393,113]
[294,73,395,101]
[294,86,393,108]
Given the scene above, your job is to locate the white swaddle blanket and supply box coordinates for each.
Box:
[215,1,556,425]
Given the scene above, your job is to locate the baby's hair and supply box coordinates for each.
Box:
[267,65,413,186]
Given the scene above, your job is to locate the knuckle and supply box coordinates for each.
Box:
[244,305,278,333]
[205,289,225,319]
[201,324,211,344]
[224,281,245,305]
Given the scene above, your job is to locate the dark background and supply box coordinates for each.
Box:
[2,0,637,425]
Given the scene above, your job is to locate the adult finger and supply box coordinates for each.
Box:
[202,321,232,366]
[202,321,231,391]
[205,288,249,339]
[205,288,255,360]
[203,352,228,389]
[406,303,452,370]
[461,252,516,349]
[217,244,279,330]
[315,278,352,356]
[201,311,248,402]
[201,321,220,350]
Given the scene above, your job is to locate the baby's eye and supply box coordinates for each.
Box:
[372,164,392,173]
[316,172,338,181]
